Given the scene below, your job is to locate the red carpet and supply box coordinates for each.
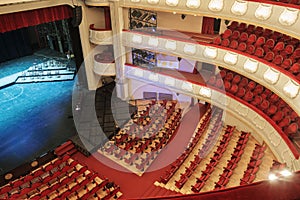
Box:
[72,103,207,199]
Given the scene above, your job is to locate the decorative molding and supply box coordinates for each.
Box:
[279,8,299,26]
[255,4,272,21]
[231,0,248,16]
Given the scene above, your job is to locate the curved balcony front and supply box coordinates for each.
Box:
[122,29,300,116]
[89,24,113,45]
[120,0,300,40]
[94,54,116,76]
[124,64,300,170]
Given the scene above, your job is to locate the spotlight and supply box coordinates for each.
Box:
[173,11,176,14]
[280,169,292,177]
[75,105,81,111]
[268,173,278,181]
[181,14,186,20]
[151,15,156,21]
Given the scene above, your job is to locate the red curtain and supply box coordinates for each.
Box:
[201,17,215,35]
[0,5,73,33]
[104,7,112,30]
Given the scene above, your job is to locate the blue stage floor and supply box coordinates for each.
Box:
[0,51,77,175]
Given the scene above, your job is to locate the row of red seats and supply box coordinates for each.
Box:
[207,68,300,139]
[240,143,266,185]
[214,22,300,81]
[214,131,250,190]
[159,107,214,184]
[191,125,236,193]
[174,111,226,189]
[0,154,121,200]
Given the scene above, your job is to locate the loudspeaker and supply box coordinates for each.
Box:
[71,6,82,27]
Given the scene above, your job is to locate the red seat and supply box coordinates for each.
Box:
[269,93,279,103]
[246,81,256,91]
[237,42,247,52]
[229,40,239,49]
[272,111,284,122]
[273,42,285,52]
[245,45,255,55]
[246,25,255,33]
[243,91,253,102]
[258,100,269,111]
[232,74,241,84]
[247,34,257,45]
[222,29,232,39]
[228,21,239,30]
[239,32,248,42]
[290,63,300,74]
[285,123,298,137]
[238,77,248,87]
[237,23,247,32]
[251,95,262,106]
[264,38,275,49]
[253,85,264,95]
[236,88,246,98]
[231,31,240,40]
[279,116,291,128]
[213,36,222,45]
[254,47,264,58]
[283,44,294,55]
[254,26,263,36]
[290,48,300,60]
[272,55,284,65]
[263,51,275,62]
[254,36,265,47]
[229,84,239,94]
[262,29,273,37]
[281,59,293,69]
[225,72,234,81]
[221,39,230,47]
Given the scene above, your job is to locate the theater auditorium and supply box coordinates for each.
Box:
[0,0,300,199]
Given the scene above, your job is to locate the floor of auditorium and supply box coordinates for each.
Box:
[0,50,76,175]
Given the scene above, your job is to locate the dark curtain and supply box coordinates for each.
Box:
[104,7,112,30]
[201,17,215,35]
[0,5,73,33]
[0,28,32,62]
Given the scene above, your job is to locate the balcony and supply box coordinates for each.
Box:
[89,24,113,45]
[94,52,116,76]
[122,29,300,116]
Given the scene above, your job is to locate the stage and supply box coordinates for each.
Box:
[0,49,77,175]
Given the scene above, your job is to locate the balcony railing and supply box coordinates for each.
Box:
[89,24,113,45]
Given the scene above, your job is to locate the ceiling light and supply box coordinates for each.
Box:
[255,4,272,21]
[231,0,248,16]
[208,0,224,12]
[280,169,292,177]
[268,173,278,181]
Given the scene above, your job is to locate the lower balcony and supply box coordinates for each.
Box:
[94,53,116,76]
[89,24,112,45]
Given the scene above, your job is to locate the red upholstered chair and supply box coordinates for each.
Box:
[286,123,298,138]
[254,47,264,58]
[225,72,234,81]
[222,29,232,39]
[273,31,283,39]
[228,21,239,30]
[246,81,256,91]
[291,111,298,121]
[290,63,300,74]
[220,69,226,79]
[238,23,247,32]
[246,24,255,34]
[243,91,254,102]
[216,78,224,89]
[236,88,246,98]
[264,38,275,49]
[229,84,239,94]
[229,40,239,49]
[272,111,284,122]
[269,93,279,103]
[224,81,231,91]
[232,74,241,84]
[276,99,286,109]
[258,100,270,111]
[245,45,255,55]
[251,95,262,106]
[273,42,285,52]
[247,34,257,45]
[283,44,294,55]
[239,32,248,42]
[208,76,217,85]
[237,42,247,52]
[253,85,264,95]
[272,55,284,65]
[290,48,300,60]
[281,59,293,70]
[282,34,291,42]
[289,38,300,46]
[262,29,273,37]
[279,116,291,128]
[213,36,222,45]
[239,77,249,87]
[221,39,230,47]
[266,104,278,116]
[254,37,265,47]
[263,51,275,62]
[231,31,240,40]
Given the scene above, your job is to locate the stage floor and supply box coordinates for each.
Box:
[0,50,77,175]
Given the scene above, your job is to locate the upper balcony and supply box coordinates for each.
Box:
[84,0,109,6]
[122,29,300,116]
[120,0,300,40]
[89,24,113,45]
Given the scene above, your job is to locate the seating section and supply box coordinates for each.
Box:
[99,100,182,173]
[207,67,300,140]
[240,143,266,185]
[159,106,215,185]
[0,154,122,200]
[213,21,300,82]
